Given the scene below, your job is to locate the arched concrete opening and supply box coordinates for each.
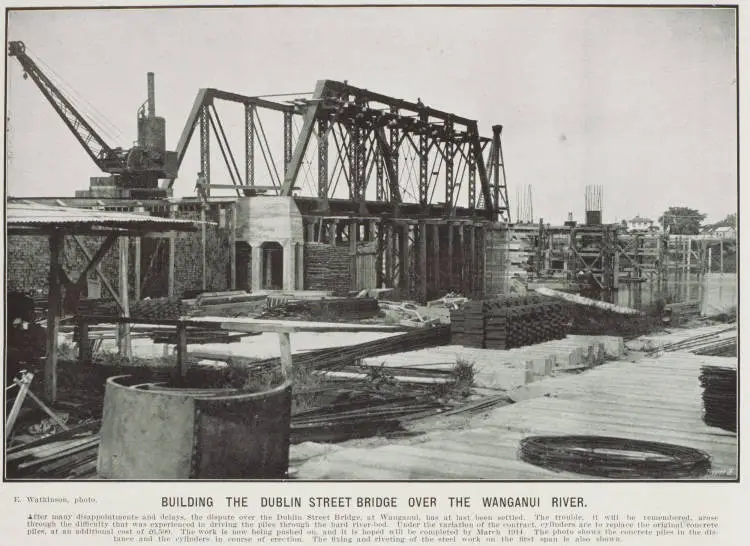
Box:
[261,241,284,290]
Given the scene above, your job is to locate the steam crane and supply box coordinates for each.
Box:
[8,41,177,198]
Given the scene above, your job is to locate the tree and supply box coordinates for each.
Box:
[705,213,737,230]
[658,207,706,235]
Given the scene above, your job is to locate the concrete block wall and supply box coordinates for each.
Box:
[173,207,231,296]
[304,243,351,295]
[6,206,232,301]
[6,235,119,298]
[6,235,51,294]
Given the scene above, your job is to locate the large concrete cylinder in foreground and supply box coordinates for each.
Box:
[97,375,292,480]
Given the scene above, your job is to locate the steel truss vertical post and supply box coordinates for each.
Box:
[245,104,255,187]
[418,112,429,205]
[444,120,455,210]
[317,118,328,198]
[199,105,211,196]
[376,146,385,201]
[492,124,510,222]
[389,107,400,202]
[468,144,476,211]
[491,125,501,219]
[358,129,368,200]
[284,111,293,175]
[349,124,364,200]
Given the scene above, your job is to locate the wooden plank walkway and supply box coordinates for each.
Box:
[295,352,737,480]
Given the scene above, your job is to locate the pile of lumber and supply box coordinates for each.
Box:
[81,297,193,321]
[249,325,451,373]
[260,297,380,322]
[6,420,100,479]
[658,327,737,356]
[450,296,568,349]
[699,364,736,433]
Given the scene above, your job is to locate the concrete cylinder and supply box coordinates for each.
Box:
[97,375,292,479]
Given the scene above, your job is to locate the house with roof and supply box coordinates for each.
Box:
[626,215,659,232]
[702,225,737,240]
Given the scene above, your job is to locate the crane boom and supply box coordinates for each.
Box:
[9,41,178,198]
[8,41,125,172]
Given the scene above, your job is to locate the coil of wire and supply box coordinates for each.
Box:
[518,435,711,479]
[699,365,737,433]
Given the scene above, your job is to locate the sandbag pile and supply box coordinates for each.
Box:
[450,295,569,350]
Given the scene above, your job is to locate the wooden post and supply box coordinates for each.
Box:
[230,204,237,290]
[418,221,427,303]
[168,204,177,298]
[447,222,454,291]
[45,230,63,403]
[329,221,338,246]
[708,246,713,274]
[479,224,487,296]
[118,237,132,358]
[613,250,620,289]
[134,237,141,302]
[375,221,384,288]
[278,332,292,379]
[134,206,145,301]
[176,323,188,378]
[431,223,440,296]
[469,225,477,297]
[6,373,33,440]
[459,225,468,296]
[384,222,394,287]
[201,206,207,290]
[78,318,90,364]
[349,221,358,292]
[720,239,724,274]
[400,223,410,294]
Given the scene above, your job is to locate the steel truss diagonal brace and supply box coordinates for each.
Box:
[374,129,402,203]
[468,123,494,218]
[281,80,328,195]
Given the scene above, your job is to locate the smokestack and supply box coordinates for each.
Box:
[147,72,155,118]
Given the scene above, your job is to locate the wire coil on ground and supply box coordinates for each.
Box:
[699,365,737,433]
[518,435,711,479]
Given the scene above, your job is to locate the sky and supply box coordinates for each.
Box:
[4,5,738,225]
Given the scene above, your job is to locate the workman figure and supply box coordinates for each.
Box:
[195,172,208,207]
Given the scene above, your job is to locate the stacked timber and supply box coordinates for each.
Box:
[699,364,737,433]
[450,296,568,349]
[81,297,192,321]
[450,301,485,347]
[260,297,380,322]
[6,420,101,479]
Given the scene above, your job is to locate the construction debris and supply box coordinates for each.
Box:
[379,301,442,328]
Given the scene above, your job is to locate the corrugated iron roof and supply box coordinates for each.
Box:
[6,203,200,232]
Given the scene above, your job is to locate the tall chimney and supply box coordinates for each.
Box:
[147,72,155,118]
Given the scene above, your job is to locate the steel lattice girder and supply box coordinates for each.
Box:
[167,80,509,219]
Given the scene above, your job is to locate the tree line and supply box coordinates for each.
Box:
[658,207,736,235]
